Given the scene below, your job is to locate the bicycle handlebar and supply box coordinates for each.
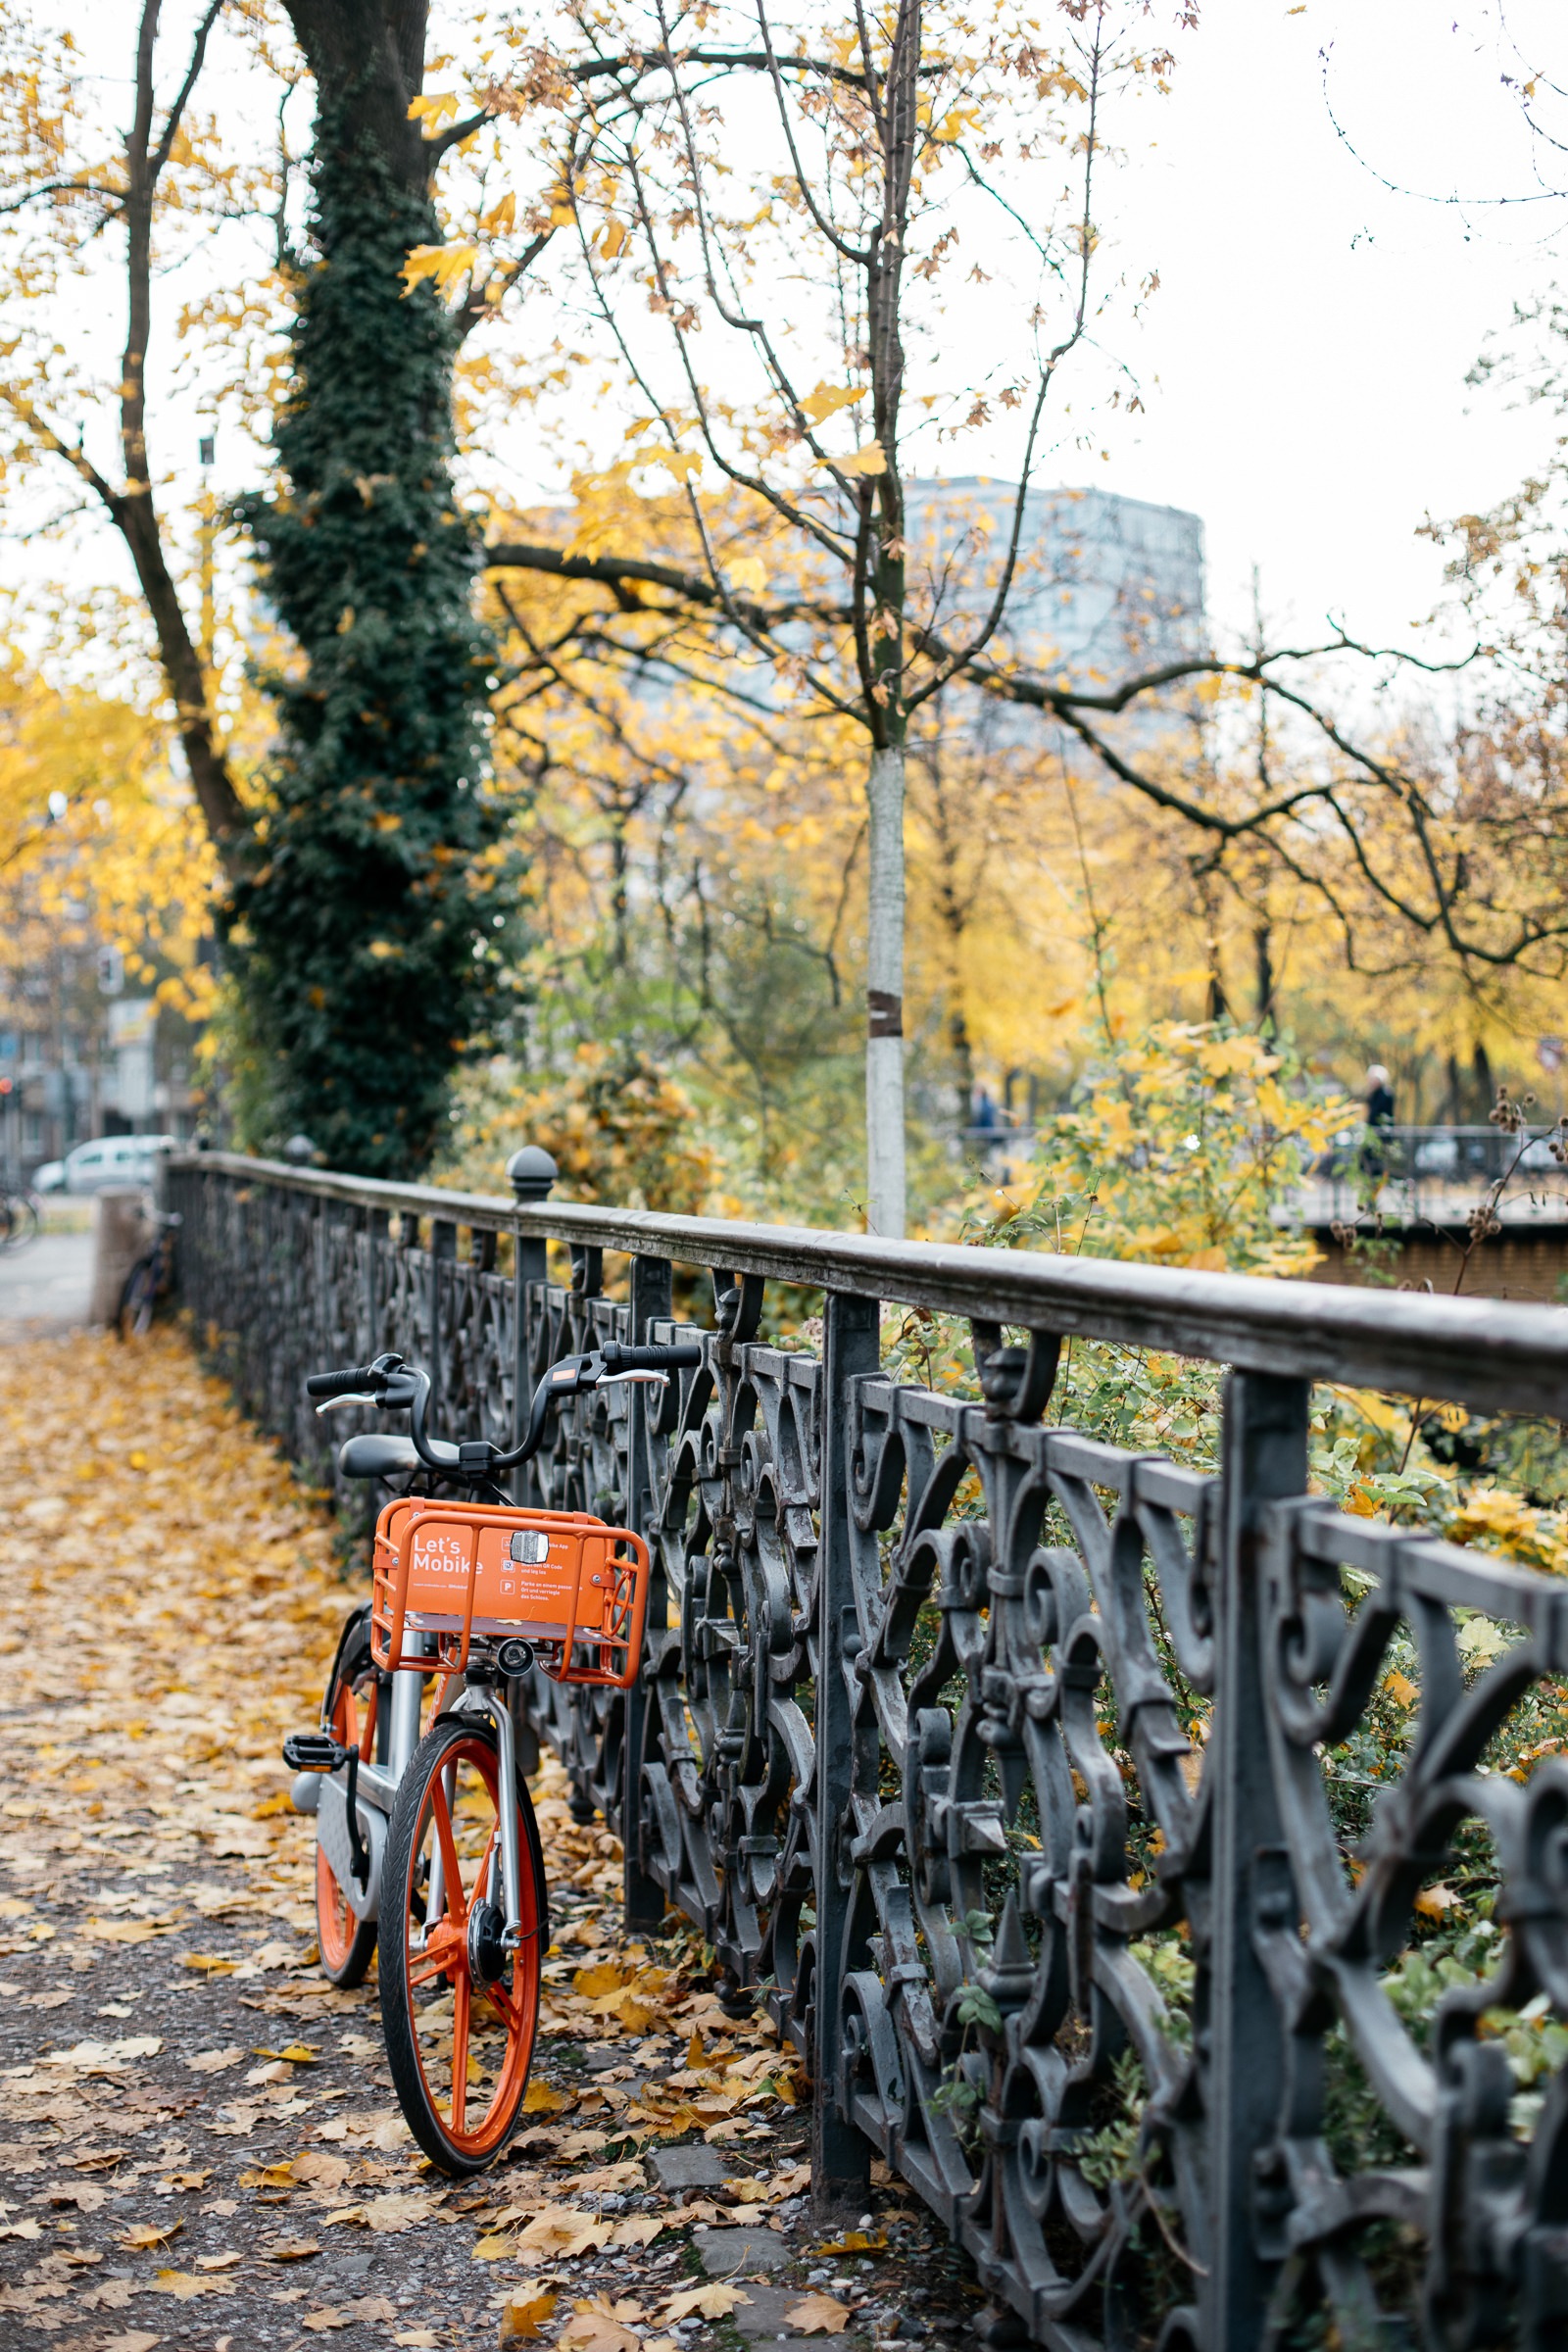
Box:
[302,1342,704,1482]
[306,1363,382,1400]
[604,1343,704,1373]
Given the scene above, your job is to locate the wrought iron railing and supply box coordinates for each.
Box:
[1300,1124,1568,1231]
[166,1146,1568,2351]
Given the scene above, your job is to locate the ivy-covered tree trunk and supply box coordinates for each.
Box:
[232,7,502,1175]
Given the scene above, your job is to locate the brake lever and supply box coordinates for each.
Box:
[315,1393,379,1415]
[595,1371,669,1389]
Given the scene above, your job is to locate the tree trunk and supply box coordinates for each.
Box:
[230,0,503,1174]
[865,742,906,1236]
[281,0,431,198]
[1253,919,1275,1033]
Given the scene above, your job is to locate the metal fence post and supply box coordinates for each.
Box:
[1207,1369,1307,2350]
[813,1288,878,2211]
[623,1250,674,1933]
[508,1148,557,1505]
[364,1205,386,1364]
[430,1210,457,1427]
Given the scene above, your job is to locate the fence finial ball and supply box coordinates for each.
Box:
[282,1133,318,1166]
[508,1145,558,1203]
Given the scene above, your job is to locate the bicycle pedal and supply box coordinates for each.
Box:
[281,1732,352,1774]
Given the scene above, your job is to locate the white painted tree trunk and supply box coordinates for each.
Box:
[864,741,907,1237]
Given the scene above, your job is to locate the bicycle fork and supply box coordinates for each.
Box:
[417,1685,528,1956]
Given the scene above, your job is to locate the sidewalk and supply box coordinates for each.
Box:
[0,1331,955,2352]
[0,1227,94,1342]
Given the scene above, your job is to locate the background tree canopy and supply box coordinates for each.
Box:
[2,2,1568,1213]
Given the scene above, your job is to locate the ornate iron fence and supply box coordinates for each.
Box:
[166,1147,1568,2352]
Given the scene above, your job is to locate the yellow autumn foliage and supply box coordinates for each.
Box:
[0,646,219,1021]
[1009,1021,1355,1275]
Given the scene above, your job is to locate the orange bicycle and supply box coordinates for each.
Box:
[282,1340,698,2173]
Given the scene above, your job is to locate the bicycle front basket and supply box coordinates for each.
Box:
[370,1497,650,1689]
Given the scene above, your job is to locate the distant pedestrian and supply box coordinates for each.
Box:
[1360,1063,1395,1185]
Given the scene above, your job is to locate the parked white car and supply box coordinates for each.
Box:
[32,1134,177,1195]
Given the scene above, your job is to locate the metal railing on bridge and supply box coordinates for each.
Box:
[166,1146,1568,2352]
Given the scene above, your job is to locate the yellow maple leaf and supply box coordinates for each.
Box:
[399,241,477,297]
[659,2285,753,2323]
[822,439,886,477]
[1384,1670,1418,1709]
[784,2294,854,2334]
[500,2289,558,2343]
[520,2078,572,2114]
[558,2297,646,2352]
[517,2205,611,2258]
[609,2214,667,2248]
[799,383,866,425]
[154,2270,226,2301]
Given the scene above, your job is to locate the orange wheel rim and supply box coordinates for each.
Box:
[401,1735,539,2158]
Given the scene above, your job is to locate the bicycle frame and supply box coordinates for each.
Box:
[303,1637,529,1944]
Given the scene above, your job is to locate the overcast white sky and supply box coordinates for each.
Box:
[22,1,1568,681]
[1070,0,1568,652]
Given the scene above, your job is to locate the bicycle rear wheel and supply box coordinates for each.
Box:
[315,1613,382,1988]
[118,1254,158,1339]
[378,1712,546,2174]
[0,1192,38,1250]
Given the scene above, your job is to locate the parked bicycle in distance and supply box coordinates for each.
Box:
[0,1180,40,1251]
[116,1210,181,1337]
[282,1336,699,2173]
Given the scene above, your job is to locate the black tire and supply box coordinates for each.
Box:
[0,1193,38,1251]
[314,1612,383,1989]
[378,1711,547,2175]
[118,1254,158,1339]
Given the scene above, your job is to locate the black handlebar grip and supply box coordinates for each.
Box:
[305,1364,374,1399]
[623,1344,704,1370]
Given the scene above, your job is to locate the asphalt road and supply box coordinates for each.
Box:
[0,1227,94,1341]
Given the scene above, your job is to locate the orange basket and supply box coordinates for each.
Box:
[368,1497,651,1689]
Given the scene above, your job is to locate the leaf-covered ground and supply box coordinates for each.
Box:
[0,1332,978,2352]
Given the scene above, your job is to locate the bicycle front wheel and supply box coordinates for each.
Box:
[378,1712,546,2175]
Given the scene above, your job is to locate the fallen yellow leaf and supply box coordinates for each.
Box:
[291,2151,351,2188]
[154,2269,227,2300]
[364,2191,433,2232]
[785,2293,854,2334]
[499,2288,559,2342]
[520,2079,572,2114]
[122,2222,182,2250]
[609,2214,666,2248]
[659,2284,753,2323]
